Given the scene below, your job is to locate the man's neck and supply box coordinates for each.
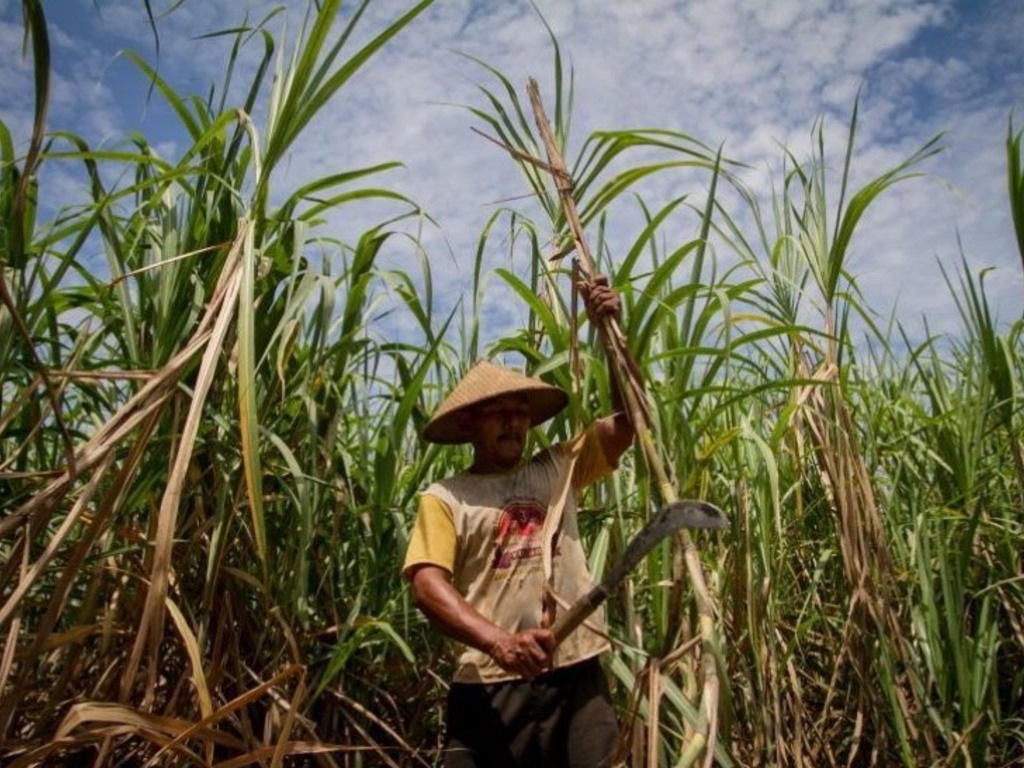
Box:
[468,456,523,474]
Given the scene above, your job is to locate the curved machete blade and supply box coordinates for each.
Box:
[551,500,727,644]
[601,500,726,589]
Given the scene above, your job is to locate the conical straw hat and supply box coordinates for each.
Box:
[423,360,568,444]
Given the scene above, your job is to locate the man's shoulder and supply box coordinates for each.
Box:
[423,470,497,502]
[522,431,592,474]
[423,472,465,497]
[535,428,594,460]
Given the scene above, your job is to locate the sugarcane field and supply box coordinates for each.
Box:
[1,1,1023,766]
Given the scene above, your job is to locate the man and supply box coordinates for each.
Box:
[403,277,634,767]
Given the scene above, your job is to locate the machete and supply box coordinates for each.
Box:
[550,499,726,644]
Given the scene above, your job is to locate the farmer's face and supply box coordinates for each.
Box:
[466,394,532,471]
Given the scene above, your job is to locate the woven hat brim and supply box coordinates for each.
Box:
[422,362,568,444]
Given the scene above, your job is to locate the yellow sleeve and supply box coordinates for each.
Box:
[402,494,457,578]
[571,423,615,491]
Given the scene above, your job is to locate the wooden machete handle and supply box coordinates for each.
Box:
[550,584,610,645]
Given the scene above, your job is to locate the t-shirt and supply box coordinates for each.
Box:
[403,425,615,683]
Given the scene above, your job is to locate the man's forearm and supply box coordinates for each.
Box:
[411,568,507,654]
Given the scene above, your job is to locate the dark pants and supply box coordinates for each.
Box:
[443,657,618,768]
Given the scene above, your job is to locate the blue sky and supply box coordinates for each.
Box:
[2,0,1023,347]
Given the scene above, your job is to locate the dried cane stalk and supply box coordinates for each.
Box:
[524,77,724,768]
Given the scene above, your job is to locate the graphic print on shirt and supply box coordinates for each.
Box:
[491,497,549,569]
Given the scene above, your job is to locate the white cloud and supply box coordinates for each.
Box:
[4,0,1022,351]
[0,17,37,143]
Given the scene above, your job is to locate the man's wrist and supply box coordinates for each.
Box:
[484,629,513,660]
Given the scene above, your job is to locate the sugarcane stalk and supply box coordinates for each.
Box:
[524,76,723,768]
